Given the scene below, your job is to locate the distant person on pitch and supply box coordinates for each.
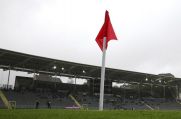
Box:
[47,100,51,109]
[35,100,40,109]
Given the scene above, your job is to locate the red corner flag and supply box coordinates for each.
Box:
[96,10,117,51]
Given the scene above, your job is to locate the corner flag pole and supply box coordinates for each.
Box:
[99,37,107,111]
[96,10,117,111]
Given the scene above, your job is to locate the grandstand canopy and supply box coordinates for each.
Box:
[0,48,176,83]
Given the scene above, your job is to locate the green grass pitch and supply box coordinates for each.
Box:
[0,109,181,119]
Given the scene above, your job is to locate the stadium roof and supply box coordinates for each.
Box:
[0,48,177,84]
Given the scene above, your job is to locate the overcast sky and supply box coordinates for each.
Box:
[0,0,181,78]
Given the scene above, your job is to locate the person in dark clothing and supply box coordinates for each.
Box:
[47,100,51,109]
[35,100,39,109]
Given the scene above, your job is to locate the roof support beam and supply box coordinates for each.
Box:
[39,61,56,70]
[13,57,32,67]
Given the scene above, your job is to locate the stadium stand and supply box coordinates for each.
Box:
[0,73,181,110]
[0,48,181,110]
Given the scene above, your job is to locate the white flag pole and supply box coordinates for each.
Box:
[99,37,107,111]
